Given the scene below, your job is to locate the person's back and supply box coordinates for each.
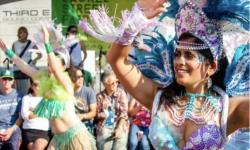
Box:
[66,25,85,67]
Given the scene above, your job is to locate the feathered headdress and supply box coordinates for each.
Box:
[78,0,250,95]
[32,21,72,68]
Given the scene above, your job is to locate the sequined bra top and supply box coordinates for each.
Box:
[148,86,229,150]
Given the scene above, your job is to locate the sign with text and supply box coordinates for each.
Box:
[0,0,51,66]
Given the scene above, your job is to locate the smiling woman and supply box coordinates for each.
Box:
[79,0,249,149]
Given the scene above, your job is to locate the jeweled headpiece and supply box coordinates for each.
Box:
[175,0,222,60]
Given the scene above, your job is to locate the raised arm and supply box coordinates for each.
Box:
[42,27,74,95]
[227,96,249,135]
[106,0,165,110]
[0,39,39,78]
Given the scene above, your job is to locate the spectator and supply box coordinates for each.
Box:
[96,71,129,150]
[0,69,22,150]
[68,67,97,135]
[66,25,87,67]
[12,26,42,95]
[21,79,51,150]
[128,98,151,150]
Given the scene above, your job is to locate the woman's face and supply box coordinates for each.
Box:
[173,38,211,88]
[72,70,84,88]
[18,29,28,42]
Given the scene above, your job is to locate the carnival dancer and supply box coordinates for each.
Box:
[0,24,95,150]
[79,0,249,149]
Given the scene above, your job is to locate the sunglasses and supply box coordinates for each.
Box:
[1,77,13,81]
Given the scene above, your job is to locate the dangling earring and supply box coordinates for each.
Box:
[207,78,212,89]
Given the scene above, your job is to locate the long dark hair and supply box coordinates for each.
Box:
[160,33,228,103]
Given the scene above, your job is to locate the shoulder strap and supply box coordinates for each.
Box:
[69,43,78,55]
[19,40,31,58]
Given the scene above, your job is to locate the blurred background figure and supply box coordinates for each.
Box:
[20,79,51,150]
[12,26,42,95]
[0,69,22,150]
[66,25,87,68]
[68,66,97,136]
[128,98,151,150]
[96,71,129,150]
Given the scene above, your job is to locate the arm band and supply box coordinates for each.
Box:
[44,43,53,54]
[5,49,15,59]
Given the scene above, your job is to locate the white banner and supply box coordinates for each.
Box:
[0,0,51,66]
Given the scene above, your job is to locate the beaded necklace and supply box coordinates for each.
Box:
[167,92,222,126]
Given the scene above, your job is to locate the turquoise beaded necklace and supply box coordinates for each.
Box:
[185,92,222,119]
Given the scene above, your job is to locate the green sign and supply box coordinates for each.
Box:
[52,0,135,51]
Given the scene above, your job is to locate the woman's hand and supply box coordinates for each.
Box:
[42,26,50,43]
[0,39,8,52]
[137,0,165,19]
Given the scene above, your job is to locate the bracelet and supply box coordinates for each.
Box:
[116,3,153,45]
[5,49,16,59]
[44,43,53,53]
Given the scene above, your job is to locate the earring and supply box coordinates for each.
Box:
[207,78,212,89]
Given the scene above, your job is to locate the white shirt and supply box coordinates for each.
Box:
[12,40,36,70]
[21,94,50,131]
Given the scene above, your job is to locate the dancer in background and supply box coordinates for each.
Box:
[0,23,94,150]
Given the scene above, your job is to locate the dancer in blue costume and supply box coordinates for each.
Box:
[79,0,249,149]
[0,25,95,150]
